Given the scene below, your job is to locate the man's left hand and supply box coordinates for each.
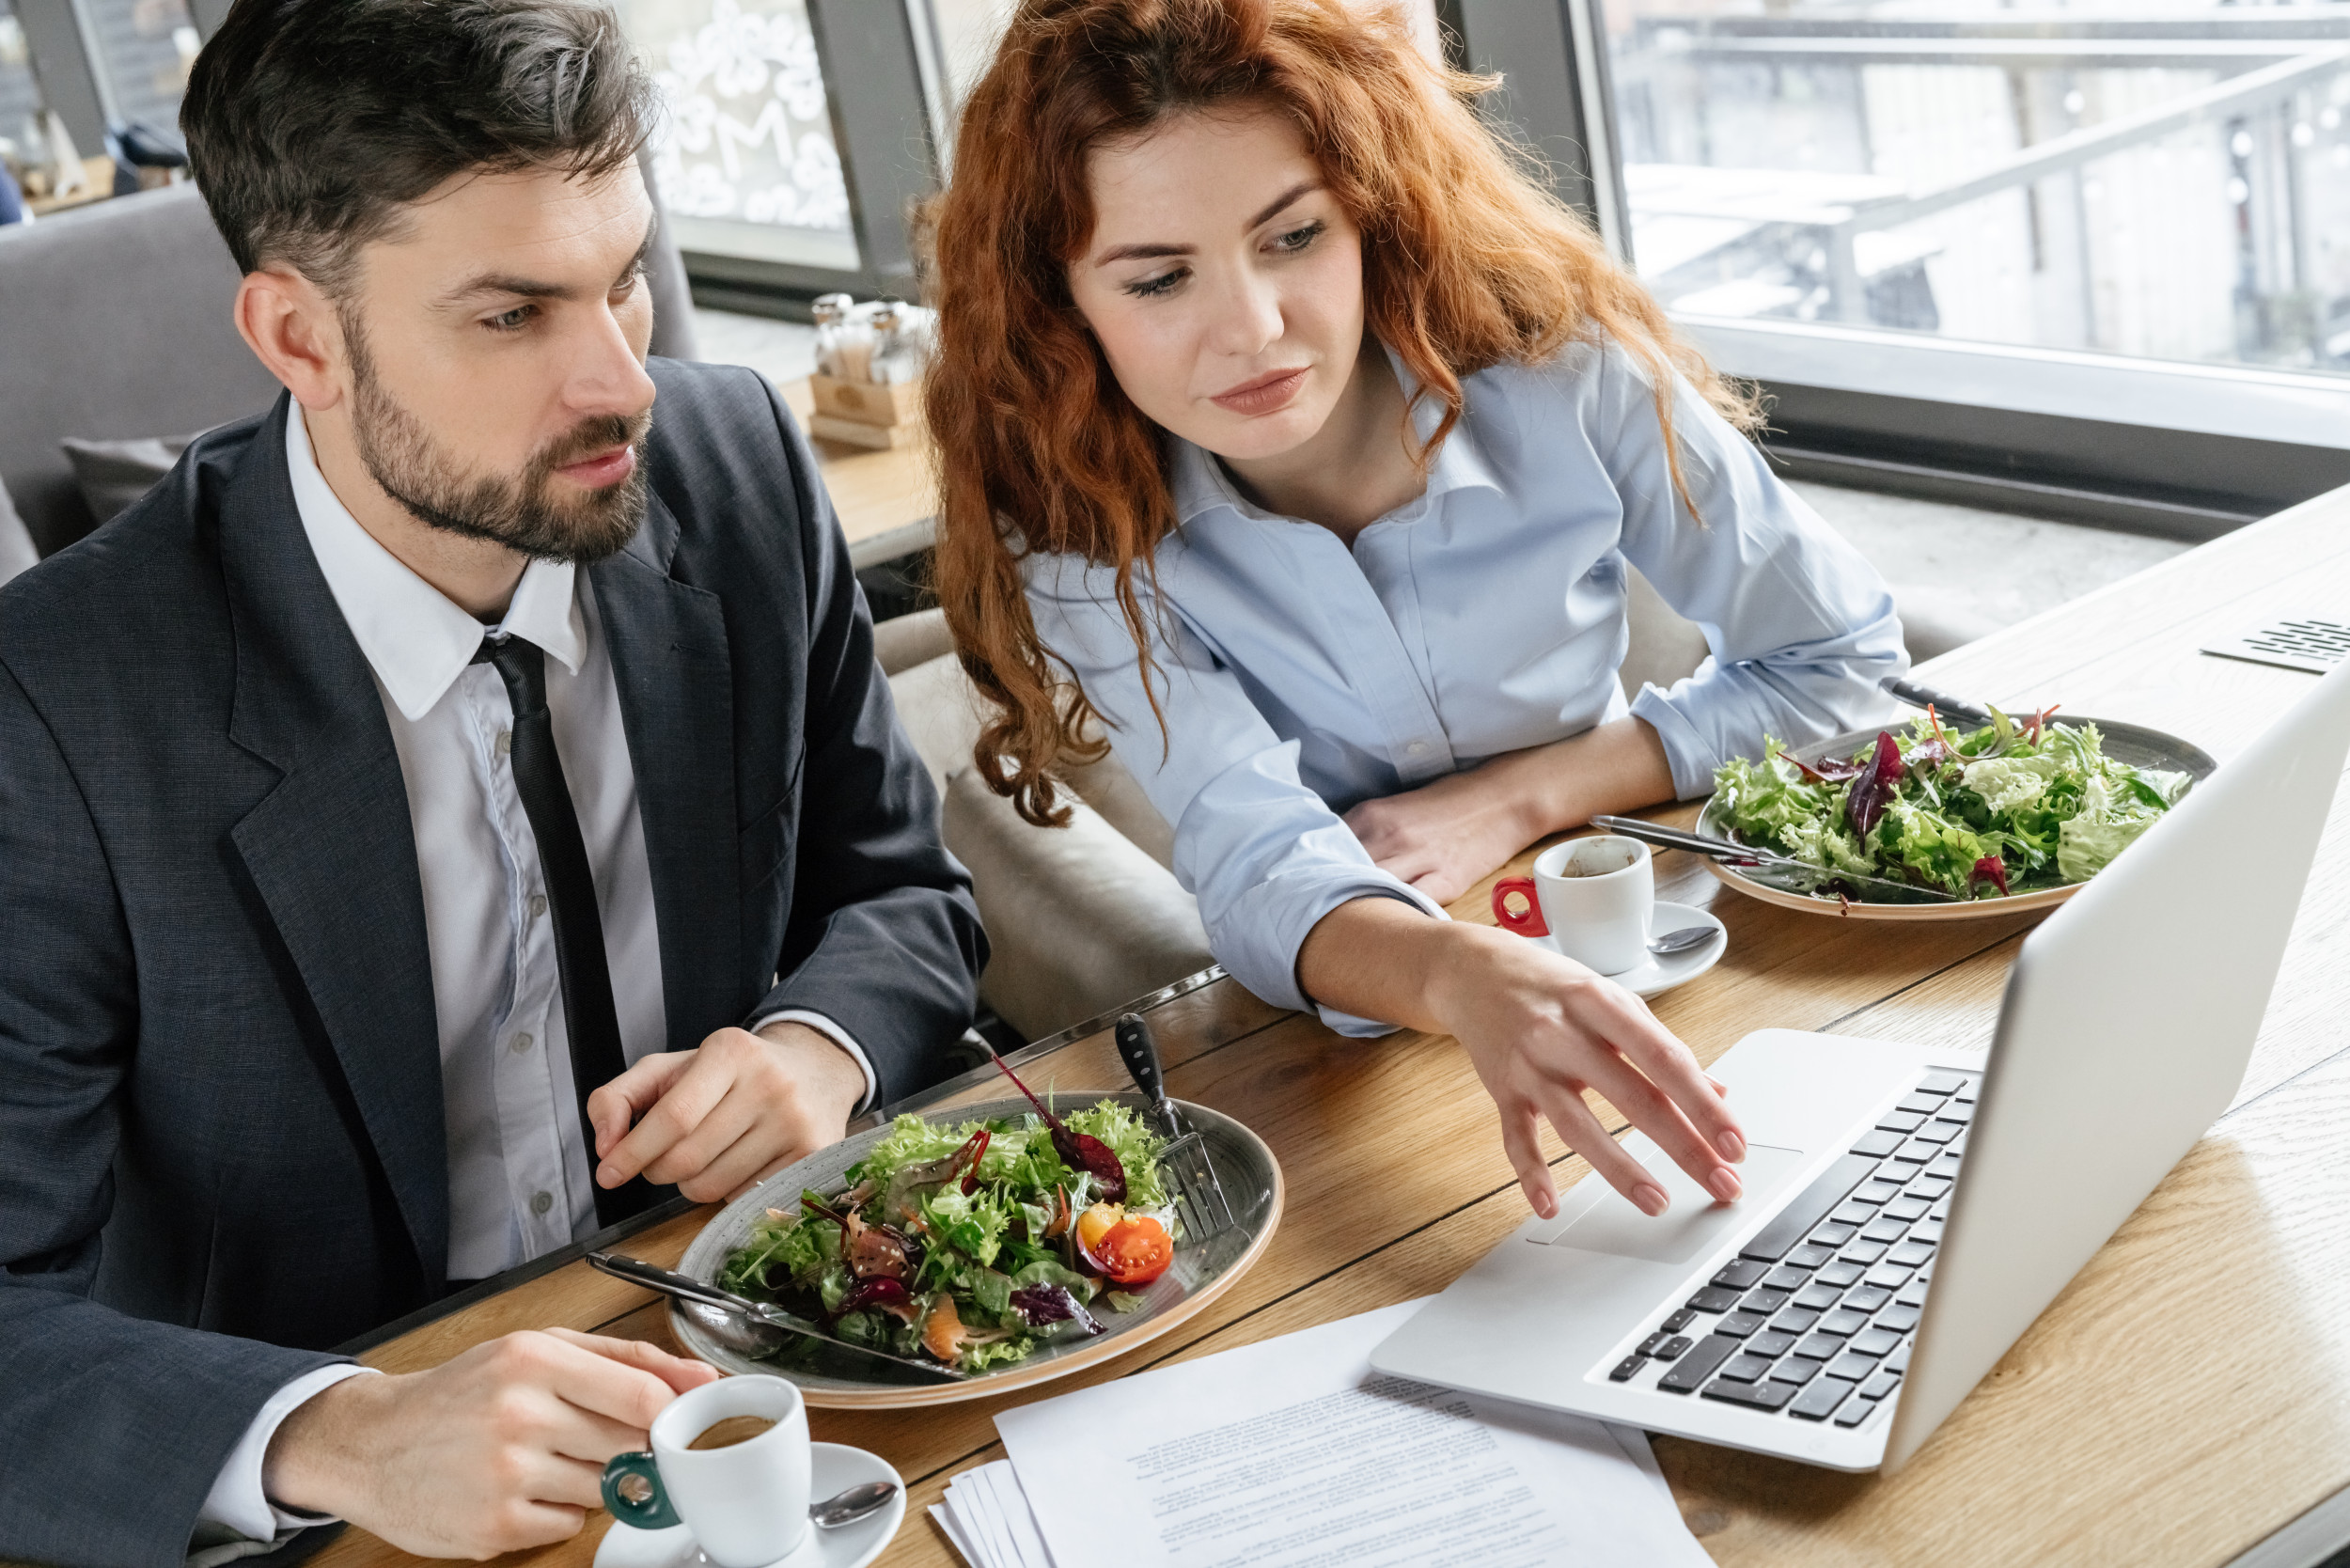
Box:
[587,1024,865,1203]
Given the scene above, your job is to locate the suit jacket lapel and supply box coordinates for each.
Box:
[593,490,741,1050]
[220,397,449,1286]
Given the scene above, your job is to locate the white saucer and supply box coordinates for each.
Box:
[1526,900,1726,997]
[593,1441,905,1568]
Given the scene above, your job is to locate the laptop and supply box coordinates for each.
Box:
[1371,657,2350,1473]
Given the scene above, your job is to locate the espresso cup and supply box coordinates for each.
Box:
[1490,834,1654,975]
[602,1374,811,1566]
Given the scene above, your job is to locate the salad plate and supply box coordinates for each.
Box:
[669,1093,1282,1408]
[1696,710,2217,921]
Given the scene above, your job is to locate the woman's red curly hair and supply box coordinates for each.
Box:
[924,0,1757,827]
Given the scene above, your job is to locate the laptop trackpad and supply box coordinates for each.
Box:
[1532,1142,1808,1264]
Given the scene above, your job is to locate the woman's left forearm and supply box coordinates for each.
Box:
[1342,716,1682,904]
[1503,715,1679,841]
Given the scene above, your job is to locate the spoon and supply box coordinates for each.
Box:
[1647,923,1721,958]
[811,1480,899,1529]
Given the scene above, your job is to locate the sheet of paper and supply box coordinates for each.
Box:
[929,1504,988,1568]
[1606,1420,1677,1505]
[995,1301,1710,1568]
[958,1465,1019,1568]
[980,1461,1058,1568]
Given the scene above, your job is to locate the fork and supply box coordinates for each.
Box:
[1113,1011,1237,1243]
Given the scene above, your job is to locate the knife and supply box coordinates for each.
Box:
[587,1251,965,1385]
[1881,675,1994,726]
[1588,815,1957,904]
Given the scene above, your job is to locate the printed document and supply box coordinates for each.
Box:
[991,1300,1711,1568]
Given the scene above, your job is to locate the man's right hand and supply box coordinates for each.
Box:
[262,1327,718,1559]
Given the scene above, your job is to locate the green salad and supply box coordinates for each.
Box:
[715,1098,1178,1374]
[1711,706,2192,901]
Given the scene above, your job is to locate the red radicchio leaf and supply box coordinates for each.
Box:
[1971,855,2010,896]
[1009,1283,1104,1336]
[1790,753,1865,785]
[1845,731,1906,839]
[1905,738,1954,771]
[987,1050,1128,1203]
[952,1129,991,1194]
[838,1277,913,1314]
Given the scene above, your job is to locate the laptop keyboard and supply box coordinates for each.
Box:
[1605,1070,1979,1429]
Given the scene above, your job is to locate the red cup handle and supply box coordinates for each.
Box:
[1491,876,1548,936]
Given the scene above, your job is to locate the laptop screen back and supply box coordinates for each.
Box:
[1885,659,2350,1473]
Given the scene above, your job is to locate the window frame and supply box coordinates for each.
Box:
[154,0,936,320]
[1447,0,2350,540]
[11,0,108,152]
[673,0,943,316]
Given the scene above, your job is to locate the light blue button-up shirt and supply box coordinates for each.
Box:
[1025,337,1905,1029]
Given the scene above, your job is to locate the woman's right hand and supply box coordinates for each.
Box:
[1427,923,1746,1218]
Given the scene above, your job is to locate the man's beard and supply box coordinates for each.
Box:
[344,321,650,565]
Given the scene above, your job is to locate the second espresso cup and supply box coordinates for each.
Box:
[602,1373,811,1566]
[1491,834,1654,975]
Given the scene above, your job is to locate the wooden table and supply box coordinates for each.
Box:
[21,156,117,217]
[314,484,2350,1568]
[779,378,937,570]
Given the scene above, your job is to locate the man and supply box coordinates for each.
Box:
[0,2,986,1563]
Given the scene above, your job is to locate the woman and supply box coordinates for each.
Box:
[924,0,1906,1220]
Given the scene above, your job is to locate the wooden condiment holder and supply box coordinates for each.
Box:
[810,373,921,427]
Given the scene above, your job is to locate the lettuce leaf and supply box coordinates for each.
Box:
[920,1184,1011,1269]
[1964,754,2060,815]
[962,1337,1036,1372]
[1060,1101,1170,1209]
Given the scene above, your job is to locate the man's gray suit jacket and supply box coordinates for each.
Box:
[0,360,987,1566]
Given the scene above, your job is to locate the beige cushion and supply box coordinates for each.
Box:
[885,650,987,798]
[941,767,1212,1040]
[1620,563,1713,698]
[873,604,956,677]
[884,646,1211,1040]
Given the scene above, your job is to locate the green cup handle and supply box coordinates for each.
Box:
[601,1450,682,1530]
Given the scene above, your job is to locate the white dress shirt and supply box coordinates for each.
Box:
[1026,337,1906,1031]
[193,410,872,1550]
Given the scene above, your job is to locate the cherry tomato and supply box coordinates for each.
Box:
[1096,1215,1173,1287]
[1074,1200,1123,1256]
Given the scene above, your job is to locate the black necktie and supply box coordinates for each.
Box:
[473,634,653,1227]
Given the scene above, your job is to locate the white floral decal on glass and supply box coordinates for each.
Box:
[636,0,852,234]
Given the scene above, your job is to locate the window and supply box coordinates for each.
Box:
[625,0,860,272]
[1604,7,2350,380]
[916,0,1017,167]
[71,0,197,131]
[1449,0,2350,531]
[619,0,938,304]
[0,5,50,160]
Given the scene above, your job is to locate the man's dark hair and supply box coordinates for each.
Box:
[182,0,654,289]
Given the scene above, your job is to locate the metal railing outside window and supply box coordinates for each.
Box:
[1449,0,2350,534]
[1609,8,2350,382]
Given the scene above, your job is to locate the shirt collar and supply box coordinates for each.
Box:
[1167,340,1506,530]
[285,405,585,722]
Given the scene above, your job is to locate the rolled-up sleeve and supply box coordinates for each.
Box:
[1600,349,1908,797]
[1026,557,1440,1030]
